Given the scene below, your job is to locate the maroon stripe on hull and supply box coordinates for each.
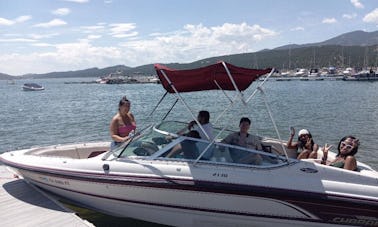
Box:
[33,179,318,224]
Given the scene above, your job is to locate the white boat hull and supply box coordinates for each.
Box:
[2,141,377,227]
[22,86,45,91]
[8,167,345,227]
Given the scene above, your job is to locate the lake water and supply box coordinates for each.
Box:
[1,77,377,226]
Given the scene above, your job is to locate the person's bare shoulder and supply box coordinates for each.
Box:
[111,114,120,123]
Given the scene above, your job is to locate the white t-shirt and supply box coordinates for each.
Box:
[193,123,214,141]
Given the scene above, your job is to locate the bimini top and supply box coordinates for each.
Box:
[154,62,271,93]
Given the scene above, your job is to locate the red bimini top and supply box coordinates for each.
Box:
[154,61,271,93]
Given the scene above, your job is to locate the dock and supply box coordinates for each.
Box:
[0,165,94,227]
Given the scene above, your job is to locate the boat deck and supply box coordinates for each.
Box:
[0,165,93,227]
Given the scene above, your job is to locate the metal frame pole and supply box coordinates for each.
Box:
[159,69,210,140]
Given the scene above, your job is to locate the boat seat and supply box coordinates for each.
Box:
[260,138,297,158]
[133,147,150,156]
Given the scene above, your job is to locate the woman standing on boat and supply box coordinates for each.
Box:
[287,128,319,159]
[321,136,359,171]
[109,96,136,149]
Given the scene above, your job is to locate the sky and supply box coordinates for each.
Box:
[1,0,378,75]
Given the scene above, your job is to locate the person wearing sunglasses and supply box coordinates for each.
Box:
[287,128,319,159]
[321,136,359,171]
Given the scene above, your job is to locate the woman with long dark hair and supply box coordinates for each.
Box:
[321,136,359,171]
[109,96,136,149]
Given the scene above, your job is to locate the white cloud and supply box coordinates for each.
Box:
[81,25,105,32]
[0,38,36,43]
[45,42,122,68]
[2,33,20,37]
[0,41,121,75]
[0,15,31,26]
[363,8,378,24]
[212,23,276,41]
[342,13,357,19]
[119,23,277,66]
[33,19,67,28]
[109,23,138,38]
[0,22,278,75]
[290,26,304,31]
[87,35,102,39]
[15,15,32,23]
[351,0,364,9]
[52,8,71,16]
[31,43,54,47]
[112,31,138,38]
[28,33,59,39]
[322,18,337,24]
[0,18,14,26]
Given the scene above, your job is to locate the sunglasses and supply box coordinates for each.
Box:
[340,142,354,150]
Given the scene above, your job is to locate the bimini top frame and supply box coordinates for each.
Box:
[151,61,290,163]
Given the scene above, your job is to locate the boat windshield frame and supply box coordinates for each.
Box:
[111,120,296,169]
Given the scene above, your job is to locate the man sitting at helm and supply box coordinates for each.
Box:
[187,110,214,141]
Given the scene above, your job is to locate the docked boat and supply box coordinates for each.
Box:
[294,68,308,77]
[1,62,377,227]
[309,68,320,77]
[22,83,45,91]
[343,70,378,81]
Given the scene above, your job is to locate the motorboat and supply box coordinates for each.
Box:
[308,68,320,77]
[294,68,308,77]
[342,67,354,76]
[22,83,45,91]
[343,69,378,81]
[1,62,377,227]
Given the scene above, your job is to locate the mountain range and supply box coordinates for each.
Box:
[274,30,378,50]
[1,30,377,80]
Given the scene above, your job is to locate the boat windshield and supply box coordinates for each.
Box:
[111,124,169,158]
[112,121,288,168]
[112,121,197,158]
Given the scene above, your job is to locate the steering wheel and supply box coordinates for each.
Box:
[133,141,159,156]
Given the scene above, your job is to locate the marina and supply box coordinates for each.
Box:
[260,67,378,82]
